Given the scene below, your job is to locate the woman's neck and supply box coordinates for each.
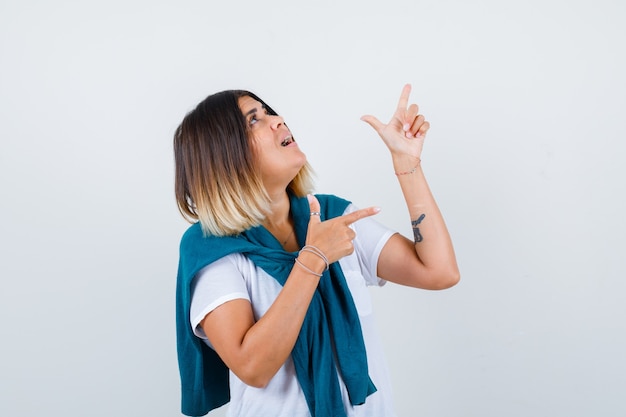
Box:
[263,190,298,250]
[264,190,290,226]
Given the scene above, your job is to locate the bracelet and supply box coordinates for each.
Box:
[294,258,323,277]
[299,245,329,271]
[394,159,421,176]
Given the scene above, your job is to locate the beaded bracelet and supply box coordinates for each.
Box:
[395,159,421,176]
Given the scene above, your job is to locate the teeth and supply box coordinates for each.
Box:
[281,136,293,146]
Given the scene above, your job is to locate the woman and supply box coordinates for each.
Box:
[174,84,459,417]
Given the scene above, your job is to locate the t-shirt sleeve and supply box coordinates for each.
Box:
[345,203,396,287]
[189,254,251,340]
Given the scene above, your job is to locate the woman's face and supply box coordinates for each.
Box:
[238,96,307,191]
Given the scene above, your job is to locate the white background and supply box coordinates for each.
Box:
[1,0,625,416]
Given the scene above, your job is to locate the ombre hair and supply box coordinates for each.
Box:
[174,90,315,236]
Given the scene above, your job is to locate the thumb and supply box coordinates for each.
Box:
[307,194,322,224]
[360,115,385,134]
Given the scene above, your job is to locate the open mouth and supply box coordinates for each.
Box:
[281,135,294,147]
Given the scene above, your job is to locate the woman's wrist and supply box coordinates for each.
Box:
[294,250,327,277]
[392,154,422,176]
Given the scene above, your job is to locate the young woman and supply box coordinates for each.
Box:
[174,84,459,417]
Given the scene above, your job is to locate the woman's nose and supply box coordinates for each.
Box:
[270,114,284,130]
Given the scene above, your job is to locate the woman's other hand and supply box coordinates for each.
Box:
[360,83,430,162]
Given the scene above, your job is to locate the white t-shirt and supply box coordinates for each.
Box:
[190,204,398,417]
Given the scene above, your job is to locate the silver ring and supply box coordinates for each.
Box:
[310,212,321,216]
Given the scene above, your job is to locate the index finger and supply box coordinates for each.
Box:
[396,83,412,113]
[341,206,381,225]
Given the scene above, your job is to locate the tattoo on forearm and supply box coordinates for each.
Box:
[411,214,426,243]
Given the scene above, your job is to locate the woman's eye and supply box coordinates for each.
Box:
[248,107,269,127]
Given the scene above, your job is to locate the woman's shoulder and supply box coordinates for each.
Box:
[313,193,350,204]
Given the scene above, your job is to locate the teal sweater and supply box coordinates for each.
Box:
[175,194,376,416]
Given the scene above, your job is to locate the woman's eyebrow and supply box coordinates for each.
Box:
[244,107,258,117]
[244,104,267,118]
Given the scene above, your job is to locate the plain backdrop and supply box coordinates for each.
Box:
[1,0,625,416]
